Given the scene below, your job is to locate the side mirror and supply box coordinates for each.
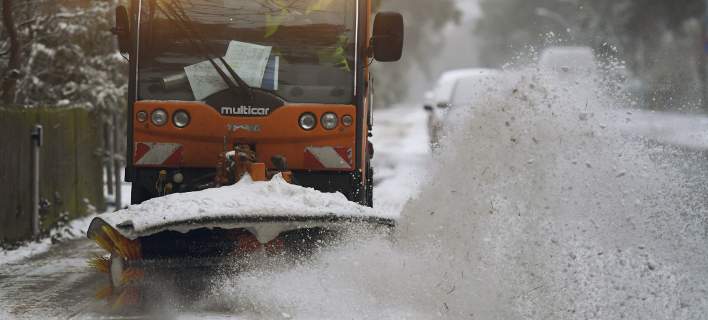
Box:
[372,12,404,62]
[113,6,131,54]
[437,102,451,109]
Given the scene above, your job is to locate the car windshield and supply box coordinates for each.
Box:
[137,0,357,104]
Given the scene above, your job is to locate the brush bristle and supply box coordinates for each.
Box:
[100,225,141,260]
[120,268,145,286]
[88,256,110,274]
[89,224,144,308]
[95,285,113,300]
[112,287,140,309]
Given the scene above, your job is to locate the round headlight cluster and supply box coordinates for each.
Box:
[140,109,192,128]
[151,109,168,126]
[321,113,338,130]
[299,113,317,131]
[299,112,354,131]
[173,110,190,128]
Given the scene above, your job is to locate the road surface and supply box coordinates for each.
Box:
[0,106,430,320]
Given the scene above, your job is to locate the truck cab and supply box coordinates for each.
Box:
[114,0,403,207]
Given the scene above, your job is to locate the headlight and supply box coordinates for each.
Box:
[151,109,168,126]
[342,115,353,127]
[136,111,148,123]
[299,113,317,131]
[321,112,338,130]
[173,110,190,128]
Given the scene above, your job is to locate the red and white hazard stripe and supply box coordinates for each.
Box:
[304,147,353,170]
[134,142,183,166]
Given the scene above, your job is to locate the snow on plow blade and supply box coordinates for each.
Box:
[86,174,395,308]
[87,174,395,259]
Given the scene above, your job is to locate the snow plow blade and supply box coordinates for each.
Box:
[86,214,393,274]
[87,174,395,258]
[86,213,394,265]
[88,213,394,244]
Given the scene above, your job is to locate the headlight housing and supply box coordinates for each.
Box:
[342,115,353,127]
[299,113,317,131]
[173,110,190,128]
[136,111,148,123]
[321,112,338,130]
[151,109,168,126]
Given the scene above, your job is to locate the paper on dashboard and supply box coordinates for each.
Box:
[184,41,272,100]
[223,41,272,87]
[184,59,229,101]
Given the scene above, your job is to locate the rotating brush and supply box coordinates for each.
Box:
[87,224,144,309]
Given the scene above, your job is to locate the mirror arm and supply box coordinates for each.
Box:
[369,35,396,58]
[367,38,375,58]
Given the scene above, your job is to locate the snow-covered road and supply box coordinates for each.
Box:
[0,106,432,319]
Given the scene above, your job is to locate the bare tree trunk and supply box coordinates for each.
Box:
[1,0,20,105]
[112,112,122,210]
[105,119,114,196]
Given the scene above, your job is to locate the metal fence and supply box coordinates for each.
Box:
[0,107,106,243]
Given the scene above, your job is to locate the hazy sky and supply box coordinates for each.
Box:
[457,0,480,20]
[402,0,480,103]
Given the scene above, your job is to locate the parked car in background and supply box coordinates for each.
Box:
[538,46,597,77]
[424,68,501,146]
[538,45,646,105]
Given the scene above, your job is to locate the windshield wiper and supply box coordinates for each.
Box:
[157,1,254,101]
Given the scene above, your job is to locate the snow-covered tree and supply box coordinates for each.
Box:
[0,0,127,111]
[373,0,461,105]
[475,0,706,111]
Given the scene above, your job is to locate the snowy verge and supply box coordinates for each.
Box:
[94,174,395,241]
[0,213,97,266]
[371,105,430,213]
[621,110,708,150]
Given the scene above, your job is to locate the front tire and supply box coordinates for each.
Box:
[365,165,374,207]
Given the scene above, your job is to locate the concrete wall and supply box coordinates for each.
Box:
[0,108,106,243]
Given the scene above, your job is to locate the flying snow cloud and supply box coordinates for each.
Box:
[205,53,708,320]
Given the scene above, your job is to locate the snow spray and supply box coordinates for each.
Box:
[204,54,708,319]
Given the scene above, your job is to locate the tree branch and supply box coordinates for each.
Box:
[1,0,21,105]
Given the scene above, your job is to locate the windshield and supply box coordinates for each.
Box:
[137,0,357,104]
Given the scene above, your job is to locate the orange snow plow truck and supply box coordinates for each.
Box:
[86,0,403,302]
[119,0,402,206]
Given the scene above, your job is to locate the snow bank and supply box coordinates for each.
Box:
[0,171,128,267]
[370,105,430,213]
[94,174,394,240]
[0,214,96,267]
[621,110,708,150]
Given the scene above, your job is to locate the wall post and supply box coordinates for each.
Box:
[30,124,43,237]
